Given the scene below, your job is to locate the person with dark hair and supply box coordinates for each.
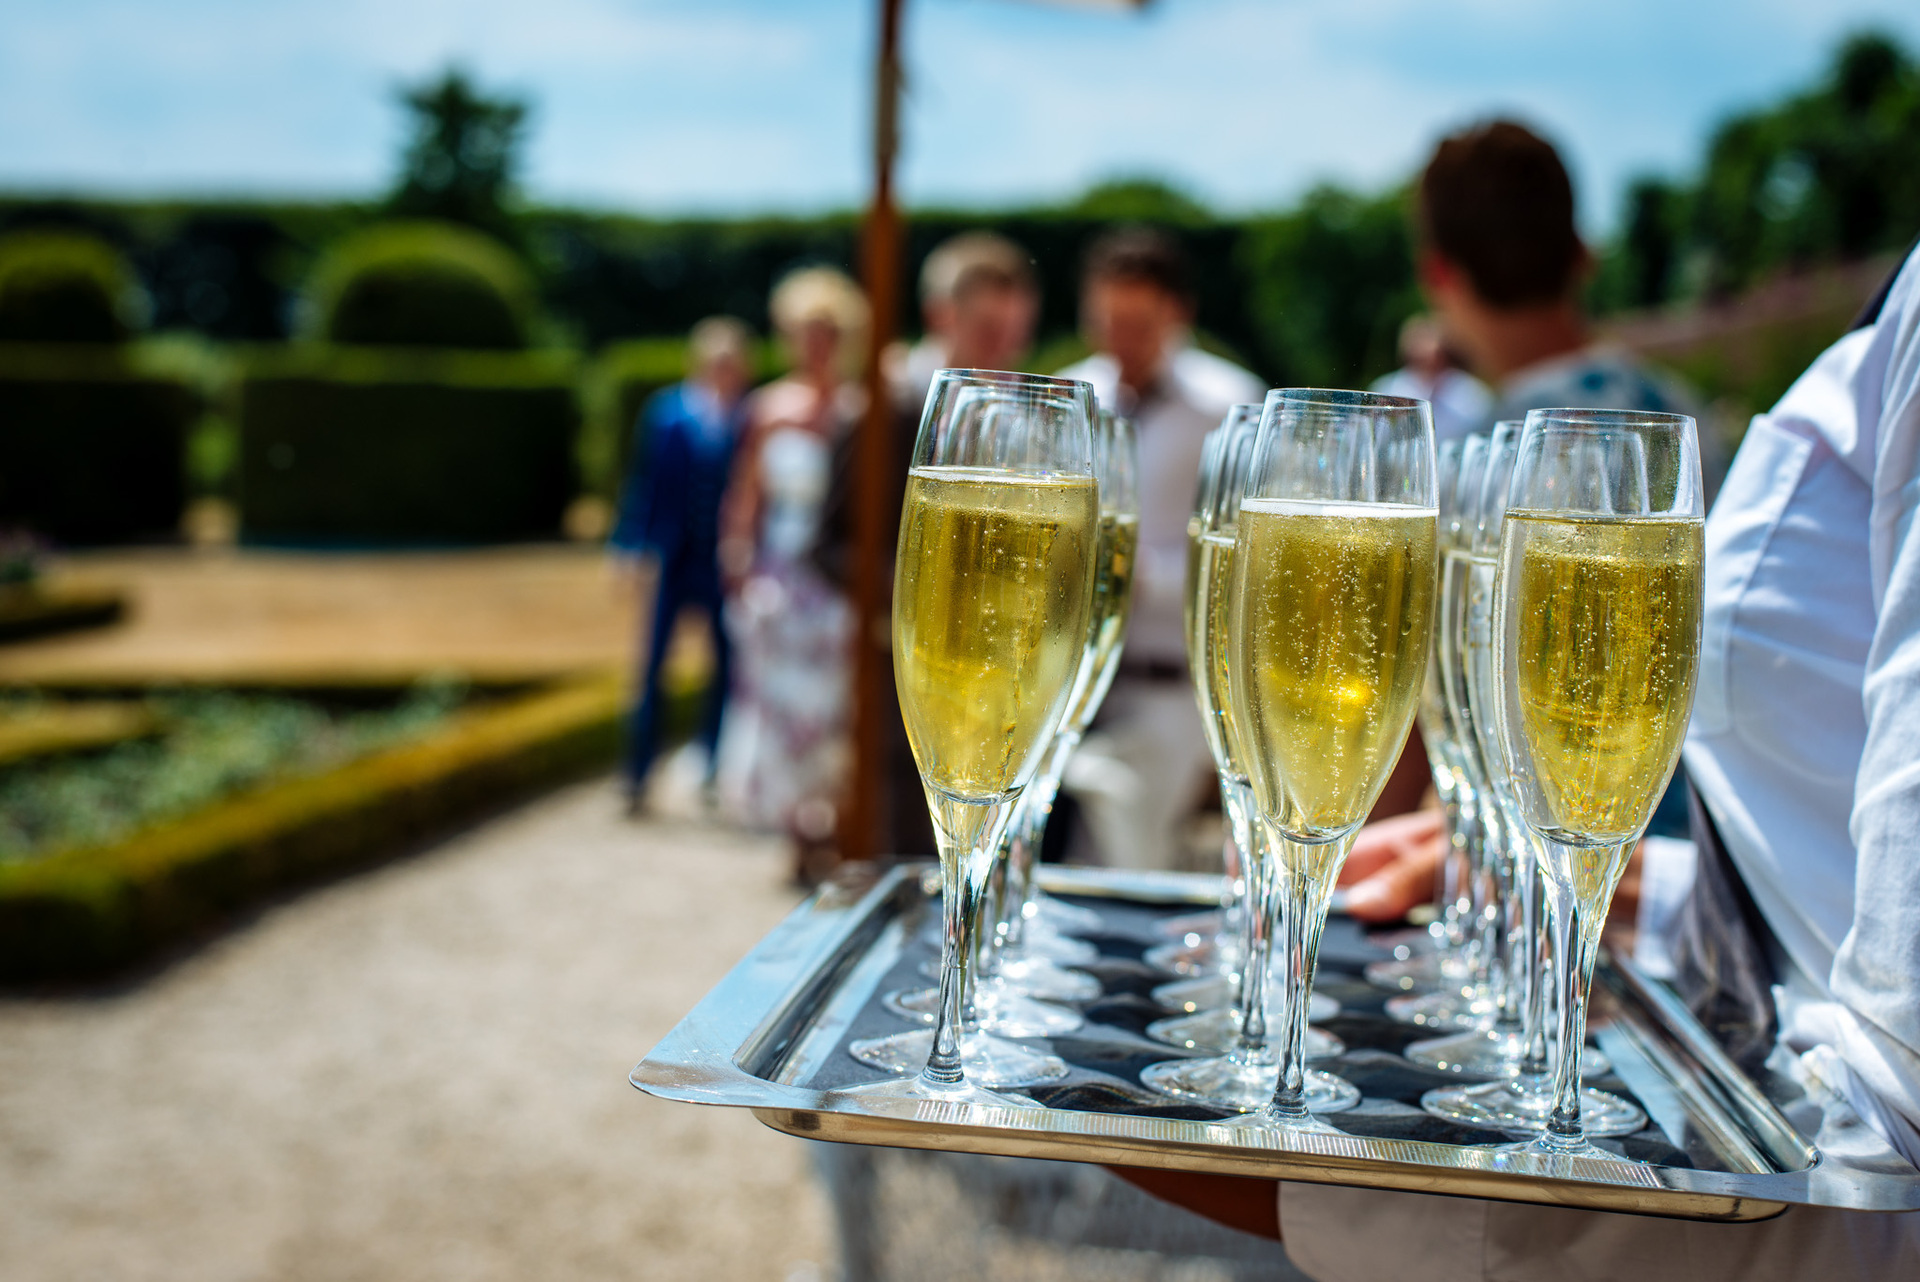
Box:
[1416,119,1702,444]
[1057,226,1263,870]
[610,316,752,811]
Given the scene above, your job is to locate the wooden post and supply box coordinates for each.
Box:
[842,0,907,868]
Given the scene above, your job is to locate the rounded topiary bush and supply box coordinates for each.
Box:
[0,230,137,343]
[305,220,537,350]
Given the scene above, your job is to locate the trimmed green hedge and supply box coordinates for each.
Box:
[0,343,194,544]
[0,674,620,981]
[238,346,579,544]
[0,229,135,343]
[303,220,538,350]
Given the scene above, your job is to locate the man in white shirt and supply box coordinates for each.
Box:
[1369,314,1491,446]
[1057,228,1264,870]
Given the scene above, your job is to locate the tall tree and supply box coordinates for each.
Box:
[388,69,528,243]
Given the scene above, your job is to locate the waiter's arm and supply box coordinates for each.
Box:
[1829,283,1920,1150]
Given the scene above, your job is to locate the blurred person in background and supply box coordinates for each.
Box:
[609,316,752,814]
[1057,228,1264,870]
[813,231,1041,858]
[1419,116,1705,838]
[1415,120,1707,465]
[714,266,866,880]
[1369,313,1491,444]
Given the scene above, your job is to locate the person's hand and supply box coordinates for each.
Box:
[1338,808,1446,923]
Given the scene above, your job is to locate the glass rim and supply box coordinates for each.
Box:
[1522,407,1696,431]
[1265,387,1425,412]
[935,367,1093,396]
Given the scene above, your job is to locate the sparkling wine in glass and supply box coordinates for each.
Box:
[1229,389,1438,1131]
[845,369,1100,1099]
[1492,408,1703,1160]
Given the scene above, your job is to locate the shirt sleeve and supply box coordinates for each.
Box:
[1830,251,1920,1143]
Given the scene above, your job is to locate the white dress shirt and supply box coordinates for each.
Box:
[1369,366,1492,446]
[1684,244,1920,1164]
[1057,345,1264,665]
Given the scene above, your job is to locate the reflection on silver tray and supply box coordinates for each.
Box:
[631,864,1920,1222]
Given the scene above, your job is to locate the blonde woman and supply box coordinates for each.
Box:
[713,266,867,878]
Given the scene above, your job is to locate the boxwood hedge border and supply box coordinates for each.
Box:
[0,672,621,982]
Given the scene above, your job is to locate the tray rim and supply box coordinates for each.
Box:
[631,862,1920,1222]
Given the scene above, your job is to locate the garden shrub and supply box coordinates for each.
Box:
[0,674,620,981]
[0,230,135,343]
[303,220,537,350]
[238,346,578,544]
[0,343,193,543]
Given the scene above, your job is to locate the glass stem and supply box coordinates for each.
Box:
[1471,806,1508,994]
[1432,772,1462,944]
[1003,734,1074,951]
[920,788,1011,1089]
[1228,812,1277,1069]
[1448,786,1481,954]
[1540,842,1618,1149]
[1489,814,1524,1040]
[1219,776,1255,966]
[1266,828,1344,1120]
[1518,848,1550,1079]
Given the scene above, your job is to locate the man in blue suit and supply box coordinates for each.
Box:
[609,317,752,810]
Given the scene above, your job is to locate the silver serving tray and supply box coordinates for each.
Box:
[631,863,1920,1222]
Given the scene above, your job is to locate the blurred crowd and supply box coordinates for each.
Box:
[609,118,1703,881]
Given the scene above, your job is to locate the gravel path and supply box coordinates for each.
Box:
[0,777,831,1282]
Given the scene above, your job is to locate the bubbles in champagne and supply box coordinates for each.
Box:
[1502,513,1703,866]
[1229,500,1438,844]
[893,466,1098,802]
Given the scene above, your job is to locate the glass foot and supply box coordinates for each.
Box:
[1485,1135,1647,1167]
[1149,974,1338,1019]
[1033,894,1106,937]
[883,986,1084,1038]
[834,1074,1035,1111]
[1146,1007,1342,1058]
[1156,909,1223,940]
[1152,973,1234,1013]
[1385,987,1495,1031]
[1141,1056,1360,1114]
[848,1028,1070,1089]
[1404,1026,1526,1075]
[1364,949,1469,993]
[1144,936,1237,977]
[996,955,1102,1002]
[1420,1078,1646,1137]
[1020,927,1099,966]
[1215,1103,1355,1137]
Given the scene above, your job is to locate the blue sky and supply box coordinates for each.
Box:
[3,0,1918,231]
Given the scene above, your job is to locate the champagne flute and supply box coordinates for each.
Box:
[1383,433,1502,1030]
[1147,404,1259,980]
[1419,421,1642,1133]
[1144,409,1343,1065]
[1490,408,1703,1159]
[1229,388,1438,1130]
[889,408,1139,1031]
[993,408,1141,969]
[1365,435,1479,991]
[846,369,1100,1098]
